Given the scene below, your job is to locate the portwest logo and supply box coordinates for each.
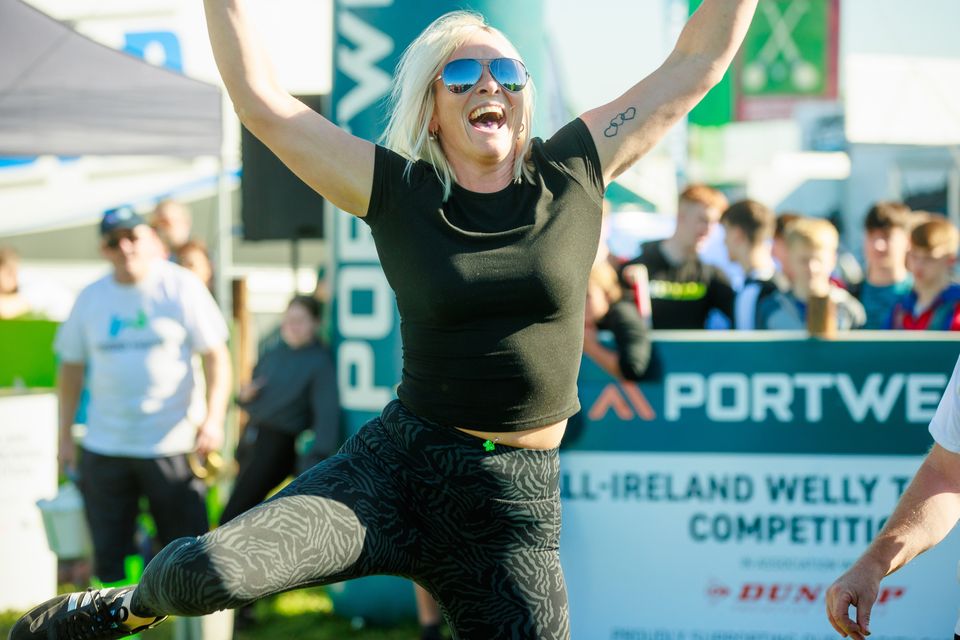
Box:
[665,372,946,424]
[333,1,395,412]
[588,382,656,421]
[706,582,905,606]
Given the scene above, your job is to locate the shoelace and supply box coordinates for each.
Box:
[55,590,130,640]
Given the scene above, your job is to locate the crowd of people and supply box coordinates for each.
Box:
[593,187,960,346]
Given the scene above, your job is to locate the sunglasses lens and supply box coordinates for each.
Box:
[106,230,135,249]
[442,59,483,94]
[490,58,528,92]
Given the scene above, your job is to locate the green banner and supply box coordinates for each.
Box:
[689,0,838,126]
[568,334,960,455]
[0,319,58,388]
[739,0,833,98]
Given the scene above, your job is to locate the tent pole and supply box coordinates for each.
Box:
[215,91,234,315]
[215,155,232,313]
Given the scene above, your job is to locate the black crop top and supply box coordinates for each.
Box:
[363,118,604,430]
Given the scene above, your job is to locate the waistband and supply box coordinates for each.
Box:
[358,400,560,503]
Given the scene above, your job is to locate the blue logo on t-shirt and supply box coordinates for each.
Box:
[108,309,148,337]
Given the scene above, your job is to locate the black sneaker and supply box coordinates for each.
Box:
[8,587,166,639]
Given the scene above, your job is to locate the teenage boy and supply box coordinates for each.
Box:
[720,199,784,329]
[620,184,734,329]
[756,217,865,330]
[853,202,913,329]
[887,217,960,331]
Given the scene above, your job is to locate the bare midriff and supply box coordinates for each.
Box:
[456,419,567,450]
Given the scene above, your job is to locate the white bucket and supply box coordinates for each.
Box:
[36,482,93,560]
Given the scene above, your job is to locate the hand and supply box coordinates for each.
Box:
[195,419,224,457]
[621,264,641,287]
[237,377,265,403]
[825,560,883,639]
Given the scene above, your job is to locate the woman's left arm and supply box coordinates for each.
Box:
[580,0,758,186]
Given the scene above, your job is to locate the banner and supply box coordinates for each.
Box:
[562,333,960,639]
[0,392,58,611]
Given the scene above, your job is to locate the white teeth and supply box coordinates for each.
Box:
[468,105,505,122]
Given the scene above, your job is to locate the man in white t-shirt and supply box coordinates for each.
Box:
[825,355,960,640]
[55,206,231,586]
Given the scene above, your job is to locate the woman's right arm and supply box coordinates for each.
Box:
[204,0,374,217]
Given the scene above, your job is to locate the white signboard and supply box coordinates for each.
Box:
[0,393,58,612]
[561,452,960,640]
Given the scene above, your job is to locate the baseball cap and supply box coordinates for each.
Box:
[100,206,146,236]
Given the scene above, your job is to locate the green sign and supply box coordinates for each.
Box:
[569,334,960,456]
[688,0,838,126]
[0,319,58,388]
[739,0,833,98]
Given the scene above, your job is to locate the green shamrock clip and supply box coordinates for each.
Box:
[483,439,496,452]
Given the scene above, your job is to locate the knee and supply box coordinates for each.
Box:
[138,535,236,617]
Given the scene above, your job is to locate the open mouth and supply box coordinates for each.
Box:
[468,104,506,131]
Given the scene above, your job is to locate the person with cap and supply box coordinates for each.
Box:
[51,206,232,591]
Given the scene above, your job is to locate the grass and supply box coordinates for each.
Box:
[0,587,445,640]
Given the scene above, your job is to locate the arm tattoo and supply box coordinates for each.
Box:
[603,106,637,138]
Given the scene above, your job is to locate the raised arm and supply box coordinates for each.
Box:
[204,0,374,216]
[580,0,758,186]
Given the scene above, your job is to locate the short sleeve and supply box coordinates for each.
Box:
[181,273,228,353]
[53,294,88,363]
[364,145,434,229]
[930,355,960,452]
[540,118,605,202]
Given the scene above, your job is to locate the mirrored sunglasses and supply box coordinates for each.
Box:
[438,57,529,94]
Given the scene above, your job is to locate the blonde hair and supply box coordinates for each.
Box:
[380,11,536,200]
[912,217,960,257]
[785,217,838,252]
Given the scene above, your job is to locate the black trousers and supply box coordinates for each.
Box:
[219,425,297,525]
[79,449,208,583]
[134,400,568,639]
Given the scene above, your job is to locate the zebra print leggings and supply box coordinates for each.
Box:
[133,400,569,639]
